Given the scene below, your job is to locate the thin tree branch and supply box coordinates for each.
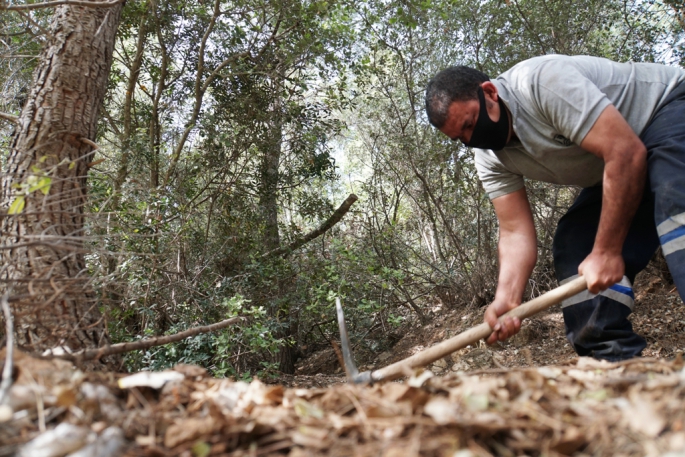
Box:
[262,194,359,259]
[411,165,478,294]
[43,316,245,362]
[0,112,18,123]
[79,137,99,150]
[14,8,52,40]
[162,0,221,187]
[0,294,14,405]
[3,0,125,12]
[15,9,52,39]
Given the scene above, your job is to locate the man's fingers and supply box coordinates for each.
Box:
[579,251,626,294]
[485,301,522,344]
[587,283,601,294]
[486,321,501,345]
[484,308,498,328]
[586,276,613,294]
[498,316,521,341]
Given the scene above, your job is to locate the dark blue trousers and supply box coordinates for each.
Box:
[553,81,685,361]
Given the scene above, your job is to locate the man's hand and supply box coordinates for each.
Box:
[484,299,521,344]
[578,250,624,294]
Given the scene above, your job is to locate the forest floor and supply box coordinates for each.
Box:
[2,270,685,457]
[291,270,685,388]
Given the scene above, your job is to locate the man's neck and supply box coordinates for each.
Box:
[506,106,518,144]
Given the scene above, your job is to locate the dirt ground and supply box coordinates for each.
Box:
[292,270,685,386]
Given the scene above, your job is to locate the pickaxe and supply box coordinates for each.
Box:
[336,275,587,383]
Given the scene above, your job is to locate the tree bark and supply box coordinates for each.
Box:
[0,4,123,357]
[259,95,282,255]
[259,94,297,374]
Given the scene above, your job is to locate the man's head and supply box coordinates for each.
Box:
[425,66,511,150]
[425,66,490,129]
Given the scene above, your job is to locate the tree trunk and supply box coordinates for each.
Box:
[259,99,282,255]
[0,4,123,357]
[259,93,297,374]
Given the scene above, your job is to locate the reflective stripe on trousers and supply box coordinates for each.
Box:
[560,275,635,310]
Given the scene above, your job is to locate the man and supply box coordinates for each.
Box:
[425,55,685,361]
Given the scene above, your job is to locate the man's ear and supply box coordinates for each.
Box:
[481,81,498,102]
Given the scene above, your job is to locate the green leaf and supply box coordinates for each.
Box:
[464,394,489,411]
[8,196,25,215]
[191,441,211,457]
[38,177,52,195]
[293,398,324,419]
[29,177,51,195]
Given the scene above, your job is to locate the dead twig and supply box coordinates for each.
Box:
[23,369,46,432]
[0,112,18,124]
[2,0,125,11]
[79,137,99,150]
[0,294,13,405]
[41,316,245,362]
[331,340,347,377]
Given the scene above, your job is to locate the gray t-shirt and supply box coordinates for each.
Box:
[474,55,685,199]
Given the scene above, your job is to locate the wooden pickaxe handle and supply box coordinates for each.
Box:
[366,276,587,383]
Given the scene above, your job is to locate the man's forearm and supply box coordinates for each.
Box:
[486,188,537,342]
[577,104,649,292]
[495,228,537,305]
[490,187,538,307]
[577,154,645,294]
[595,155,646,255]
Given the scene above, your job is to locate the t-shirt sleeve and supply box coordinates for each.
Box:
[474,149,524,199]
[533,62,612,145]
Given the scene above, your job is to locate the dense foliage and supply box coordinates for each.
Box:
[1,0,683,376]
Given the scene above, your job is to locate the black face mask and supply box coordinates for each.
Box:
[462,87,510,150]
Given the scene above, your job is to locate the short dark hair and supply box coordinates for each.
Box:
[425,66,490,128]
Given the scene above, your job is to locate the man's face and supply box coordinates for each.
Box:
[438,98,480,144]
[437,82,504,144]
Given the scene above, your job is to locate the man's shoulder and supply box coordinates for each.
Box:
[502,54,565,73]
[501,55,604,81]
[502,55,685,85]
[497,55,613,112]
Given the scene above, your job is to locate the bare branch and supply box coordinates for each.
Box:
[43,316,245,362]
[262,194,359,259]
[0,112,18,123]
[0,294,14,405]
[2,0,125,12]
[162,0,221,187]
[79,137,99,150]
[15,9,52,39]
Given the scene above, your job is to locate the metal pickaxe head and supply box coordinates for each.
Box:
[335,298,373,384]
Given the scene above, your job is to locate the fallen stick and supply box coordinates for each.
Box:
[42,316,245,363]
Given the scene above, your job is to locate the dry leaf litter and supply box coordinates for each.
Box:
[2,347,685,457]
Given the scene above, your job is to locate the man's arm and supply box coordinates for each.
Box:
[578,105,647,293]
[484,187,537,343]
[483,105,646,341]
